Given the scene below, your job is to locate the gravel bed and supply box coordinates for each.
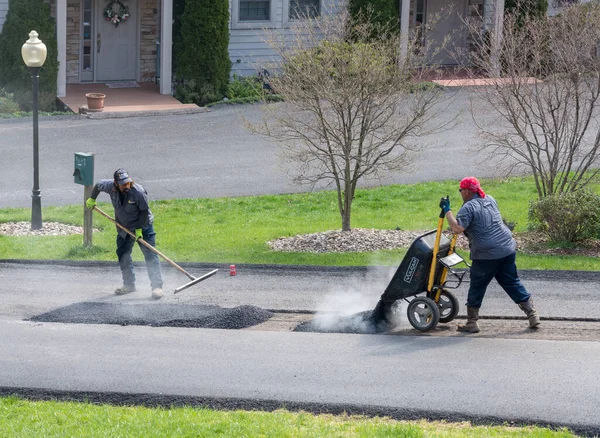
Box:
[0,222,86,236]
[30,303,273,329]
[269,229,431,253]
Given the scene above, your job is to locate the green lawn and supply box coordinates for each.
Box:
[0,397,578,437]
[0,177,598,270]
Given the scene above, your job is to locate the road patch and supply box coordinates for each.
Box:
[30,303,273,329]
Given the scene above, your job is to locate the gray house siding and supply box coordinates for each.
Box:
[228,0,341,77]
[0,0,9,33]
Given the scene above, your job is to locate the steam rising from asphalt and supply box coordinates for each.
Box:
[295,265,403,334]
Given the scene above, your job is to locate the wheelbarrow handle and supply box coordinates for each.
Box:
[92,206,196,281]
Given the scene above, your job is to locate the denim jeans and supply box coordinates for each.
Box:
[116,224,163,289]
[467,252,530,308]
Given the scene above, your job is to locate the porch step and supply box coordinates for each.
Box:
[79,104,208,119]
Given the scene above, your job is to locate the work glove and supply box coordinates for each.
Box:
[135,228,143,240]
[85,198,97,210]
[439,197,451,216]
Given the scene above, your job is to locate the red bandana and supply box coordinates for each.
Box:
[460,177,486,198]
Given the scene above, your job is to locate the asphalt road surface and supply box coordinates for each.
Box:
[0,261,599,435]
[0,90,513,209]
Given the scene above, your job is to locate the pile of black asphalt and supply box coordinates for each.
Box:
[30,303,273,329]
[294,310,391,334]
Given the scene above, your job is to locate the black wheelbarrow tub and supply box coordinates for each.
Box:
[379,229,451,303]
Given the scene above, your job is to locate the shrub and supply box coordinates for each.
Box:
[0,0,58,111]
[227,75,265,100]
[505,0,548,24]
[348,0,399,38]
[528,190,600,243]
[173,0,230,106]
[0,88,21,114]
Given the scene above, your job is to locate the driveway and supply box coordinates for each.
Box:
[0,89,509,208]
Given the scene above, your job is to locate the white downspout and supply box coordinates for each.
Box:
[56,0,67,97]
[400,0,410,60]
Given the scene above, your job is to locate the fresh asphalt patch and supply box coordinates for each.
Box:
[294,310,390,334]
[28,302,600,341]
[30,302,273,330]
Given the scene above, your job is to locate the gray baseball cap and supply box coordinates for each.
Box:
[114,168,132,185]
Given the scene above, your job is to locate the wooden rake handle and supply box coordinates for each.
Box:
[93,206,196,281]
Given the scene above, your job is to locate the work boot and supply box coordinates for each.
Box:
[114,285,136,295]
[151,288,164,300]
[518,298,541,329]
[457,306,480,333]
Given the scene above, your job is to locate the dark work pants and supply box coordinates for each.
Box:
[116,224,163,289]
[467,252,530,308]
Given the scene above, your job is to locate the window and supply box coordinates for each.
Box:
[81,0,94,81]
[240,0,270,21]
[289,0,320,19]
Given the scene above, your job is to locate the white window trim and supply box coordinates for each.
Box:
[282,0,321,27]
[231,0,279,29]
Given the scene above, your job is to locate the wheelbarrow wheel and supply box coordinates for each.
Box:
[407,297,440,331]
[438,289,459,323]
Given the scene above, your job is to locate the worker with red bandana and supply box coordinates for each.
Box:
[440,177,540,333]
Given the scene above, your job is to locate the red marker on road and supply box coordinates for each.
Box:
[229,265,236,276]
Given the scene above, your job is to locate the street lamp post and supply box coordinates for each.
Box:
[21,30,47,231]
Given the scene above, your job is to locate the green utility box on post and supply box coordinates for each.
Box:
[74,152,95,246]
[74,152,94,186]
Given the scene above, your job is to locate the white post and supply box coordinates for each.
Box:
[56,0,67,97]
[399,0,410,60]
[484,0,505,76]
[160,0,173,95]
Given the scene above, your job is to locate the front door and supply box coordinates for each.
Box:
[95,0,138,81]
[425,0,468,65]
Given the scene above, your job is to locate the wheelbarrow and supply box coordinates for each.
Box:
[372,197,470,331]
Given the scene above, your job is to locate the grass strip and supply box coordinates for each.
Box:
[0,397,578,437]
[0,177,599,270]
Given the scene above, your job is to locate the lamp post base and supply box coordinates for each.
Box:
[31,191,42,230]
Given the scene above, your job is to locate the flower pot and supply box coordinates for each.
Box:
[85,93,106,112]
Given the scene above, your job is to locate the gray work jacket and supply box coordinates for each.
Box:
[91,180,154,237]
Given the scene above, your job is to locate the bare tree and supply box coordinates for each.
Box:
[467,2,600,198]
[250,9,451,232]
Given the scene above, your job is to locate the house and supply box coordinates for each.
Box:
[0,0,173,98]
[228,0,506,75]
[0,0,504,98]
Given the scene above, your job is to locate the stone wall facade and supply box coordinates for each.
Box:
[139,0,159,82]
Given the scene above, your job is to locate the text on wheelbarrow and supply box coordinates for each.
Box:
[403,257,420,284]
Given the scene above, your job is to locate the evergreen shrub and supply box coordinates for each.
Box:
[348,0,399,37]
[0,0,58,111]
[173,0,230,106]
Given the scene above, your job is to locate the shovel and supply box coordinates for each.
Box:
[93,206,218,294]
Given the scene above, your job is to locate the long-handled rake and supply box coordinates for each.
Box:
[93,206,218,294]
